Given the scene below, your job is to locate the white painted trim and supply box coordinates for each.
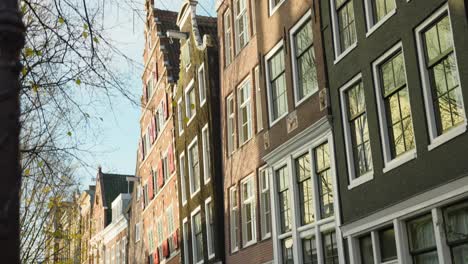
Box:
[201,124,211,185]
[240,173,257,247]
[341,174,468,236]
[204,197,215,259]
[198,63,207,107]
[414,4,467,150]
[364,0,396,38]
[226,93,236,155]
[184,79,197,126]
[289,10,319,107]
[269,0,286,16]
[264,40,288,127]
[431,208,451,264]
[372,42,418,173]
[339,73,374,188]
[177,98,184,136]
[188,136,201,198]
[258,165,272,240]
[237,76,253,146]
[229,185,239,253]
[190,206,204,264]
[182,217,189,264]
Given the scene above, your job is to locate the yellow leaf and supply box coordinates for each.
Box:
[75,79,81,85]
[25,47,34,57]
[82,31,89,39]
[190,104,195,109]
[21,67,27,76]
[24,169,30,176]
[84,24,89,30]
[58,17,65,24]
[93,37,99,43]
[32,84,39,92]
[184,117,190,123]
[172,101,177,107]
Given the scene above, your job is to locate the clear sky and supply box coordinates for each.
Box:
[78,0,217,188]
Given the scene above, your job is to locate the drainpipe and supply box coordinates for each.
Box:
[0,0,25,263]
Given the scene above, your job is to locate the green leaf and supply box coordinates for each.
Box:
[32,84,39,92]
[93,37,99,44]
[184,117,190,123]
[38,161,44,168]
[24,169,30,176]
[190,104,195,109]
[67,131,72,137]
[172,101,177,107]
[35,50,43,56]
[58,17,65,24]
[75,79,81,85]
[21,67,27,76]
[83,23,89,30]
[82,31,89,39]
[21,5,27,14]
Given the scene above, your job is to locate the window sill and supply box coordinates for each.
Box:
[242,239,257,249]
[190,188,201,199]
[269,0,286,17]
[200,99,207,107]
[186,114,196,127]
[230,247,239,254]
[261,233,271,241]
[204,176,211,185]
[383,149,417,173]
[365,9,397,38]
[269,112,288,127]
[294,89,319,108]
[208,253,215,260]
[333,42,357,65]
[348,172,374,190]
[428,123,467,151]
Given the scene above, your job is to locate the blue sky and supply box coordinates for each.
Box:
[78,0,217,188]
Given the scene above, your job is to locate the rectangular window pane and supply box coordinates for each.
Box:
[359,234,374,264]
[346,82,373,177]
[180,154,186,203]
[379,227,397,261]
[380,51,415,158]
[238,81,252,144]
[315,142,334,219]
[242,177,256,245]
[295,153,314,225]
[202,127,211,182]
[230,188,239,251]
[224,10,232,66]
[276,166,291,233]
[444,202,468,264]
[294,21,318,101]
[323,231,339,264]
[302,236,318,264]
[372,0,396,23]
[422,15,465,135]
[260,169,271,238]
[268,48,288,120]
[337,0,356,52]
[193,212,203,262]
[255,67,263,132]
[206,200,215,257]
[235,0,249,52]
[189,141,200,194]
[281,237,294,264]
[407,215,439,264]
[198,65,206,103]
[227,95,235,154]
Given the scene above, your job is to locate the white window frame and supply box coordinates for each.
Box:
[329,0,358,64]
[202,124,211,184]
[178,98,184,136]
[182,217,189,264]
[198,63,207,106]
[188,137,201,198]
[185,79,197,126]
[121,237,126,264]
[269,0,286,16]
[135,222,141,242]
[166,205,174,235]
[229,186,239,253]
[180,151,187,205]
[254,66,263,132]
[339,73,374,189]
[289,10,318,107]
[224,9,232,67]
[372,42,417,173]
[259,166,272,240]
[205,197,215,259]
[234,0,250,54]
[238,77,252,145]
[265,40,288,126]
[414,4,466,151]
[191,206,204,264]
[363,0,397,37]
[227,93,236,155]
[241,174,257,248]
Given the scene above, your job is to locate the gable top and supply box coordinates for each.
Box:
[152,8,181,83]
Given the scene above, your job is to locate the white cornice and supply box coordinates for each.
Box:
[262,116,332,164]
[102,215,129,245]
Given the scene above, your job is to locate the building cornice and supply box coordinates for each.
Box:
[102,215,129,244]
[262,116,332,165]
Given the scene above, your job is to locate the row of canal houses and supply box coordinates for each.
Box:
[82,0,468,263]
